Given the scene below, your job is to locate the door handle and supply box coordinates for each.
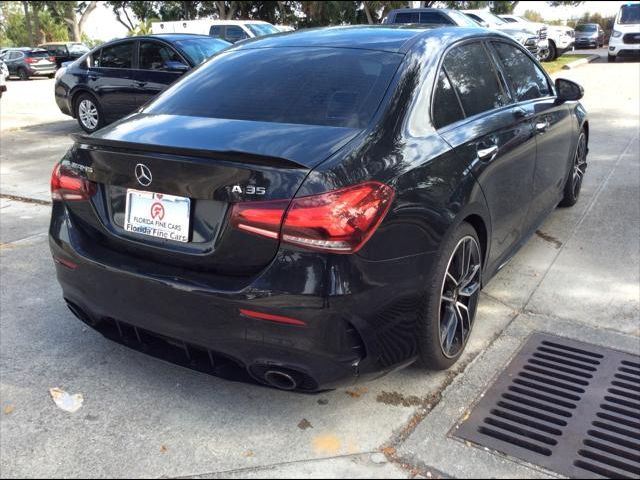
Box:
[88,74,98,81]
[135,81,147,87]
[477,144,499,161]
[536,119,550,134]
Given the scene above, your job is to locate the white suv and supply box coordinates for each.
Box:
[152,20,279,43]
[500,15,575,62]
[608,2,640,63]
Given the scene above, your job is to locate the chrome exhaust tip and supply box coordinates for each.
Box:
[263,370,298,391]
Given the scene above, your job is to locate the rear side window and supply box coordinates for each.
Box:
[443,42,508,117]
[209,26,222,37]
[96,42,133,69]
[420,12,453,24]
[139,41,181,70]
[394,12,420,23]
[492,42,550,102]
[432,70,464,129]
[145,47,402,128]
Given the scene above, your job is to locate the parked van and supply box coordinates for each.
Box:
[608,2,640,62]
[151,19,279,43]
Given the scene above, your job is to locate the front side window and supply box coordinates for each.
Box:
[443,42,508,117]
[492,42,550,102]
[96,42,133,69]
[225,26,249,43]
[432,70,464,129]
[420,12,453,24]
[139,41,181,70]
[209,26,222,37]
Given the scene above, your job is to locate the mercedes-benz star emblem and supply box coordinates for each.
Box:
[135,163,152,187]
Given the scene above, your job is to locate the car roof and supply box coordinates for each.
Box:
[105,33,219,43]
[387,8,459,13]
[231,25,492,54]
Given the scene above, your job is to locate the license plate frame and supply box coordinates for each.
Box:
[124,189,191,243]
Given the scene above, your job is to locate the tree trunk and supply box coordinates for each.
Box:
[363,1,374,24]
[22,1,34,46]
[77,1,98,40]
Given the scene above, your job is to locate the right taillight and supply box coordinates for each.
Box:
[51,163,96,201]
[230,181,394,254]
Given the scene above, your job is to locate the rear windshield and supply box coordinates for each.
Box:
[145,47,402,128]
[27,50,50,58]
[246,23,279,36]
[619,4,640,24]
[68,43,90,55]
[575,24,597,32]
[174,37,230,64]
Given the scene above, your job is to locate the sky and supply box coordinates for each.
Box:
[513,1,628,20]
[82,1,630,42]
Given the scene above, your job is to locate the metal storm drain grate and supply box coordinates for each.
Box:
[455,333,640,479]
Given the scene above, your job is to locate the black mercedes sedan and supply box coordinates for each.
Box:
[54,34,230,133]
[49,26,588,392]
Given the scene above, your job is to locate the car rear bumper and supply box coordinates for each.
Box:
[27,66,56,76]
[50,203,434,391]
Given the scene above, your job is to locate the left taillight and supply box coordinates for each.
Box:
[229,181,394,254]
[51,163,96,201]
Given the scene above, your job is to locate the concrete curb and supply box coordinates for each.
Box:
[562,54,600,70]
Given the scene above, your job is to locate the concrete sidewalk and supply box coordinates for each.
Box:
[0,60,638,478]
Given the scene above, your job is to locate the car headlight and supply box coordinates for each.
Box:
[612,30,622,38]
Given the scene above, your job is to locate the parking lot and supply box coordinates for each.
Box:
[1,52,639,478]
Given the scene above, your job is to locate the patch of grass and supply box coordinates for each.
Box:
[542,54,592,74]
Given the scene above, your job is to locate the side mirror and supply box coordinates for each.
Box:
[555,78,584,102]
[163,61,189,73]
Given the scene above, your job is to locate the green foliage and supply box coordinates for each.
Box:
[523,9,544,23]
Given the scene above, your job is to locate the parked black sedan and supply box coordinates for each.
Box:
[50,26,588,392]
[54,34,231,132]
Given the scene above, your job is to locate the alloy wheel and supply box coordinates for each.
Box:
[439,236,481,358]
[572,133,587,198]
[78,99,99,130]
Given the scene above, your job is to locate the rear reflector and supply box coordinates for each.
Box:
[53,256,78,270]
[51,163,96,201]
[230,182,394,254]
[239,309,306,326]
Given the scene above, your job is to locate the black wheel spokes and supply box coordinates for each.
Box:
[439,237,481,358]
[572,135,587,197]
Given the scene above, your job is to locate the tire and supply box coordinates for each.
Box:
[608,54,616,63]
[559,130,587,208]
[74,93,104,133]
[18,68,29,81]
[416,222,482,370]
[47,73,55,79]
[541,41,556,62]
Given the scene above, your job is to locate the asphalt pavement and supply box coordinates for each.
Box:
[0,53,638,478]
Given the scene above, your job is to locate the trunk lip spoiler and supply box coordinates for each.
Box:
[70,133,310,170]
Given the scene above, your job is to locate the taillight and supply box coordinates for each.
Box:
[51,163,96,201]
[49,56,55,63]
[24,57,35,64]
[230,182,394,254]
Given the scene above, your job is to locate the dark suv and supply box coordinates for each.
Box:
[39,42,90,69]
[54,34,230,132]
[0,48,56,80]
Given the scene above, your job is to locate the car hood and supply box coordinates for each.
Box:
[497,25,537,36]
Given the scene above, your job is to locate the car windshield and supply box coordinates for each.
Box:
[145,47,402,129]
[576,24,597,32]
[449,10,481,27]
[174,37,230,64]
[483,11,507,26]
[246,23,279,36]
[619,4,640,24]
[28,50,50,58]
[68,43,90,54]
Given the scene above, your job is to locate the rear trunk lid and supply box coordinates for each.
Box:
[66,113,359,275]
